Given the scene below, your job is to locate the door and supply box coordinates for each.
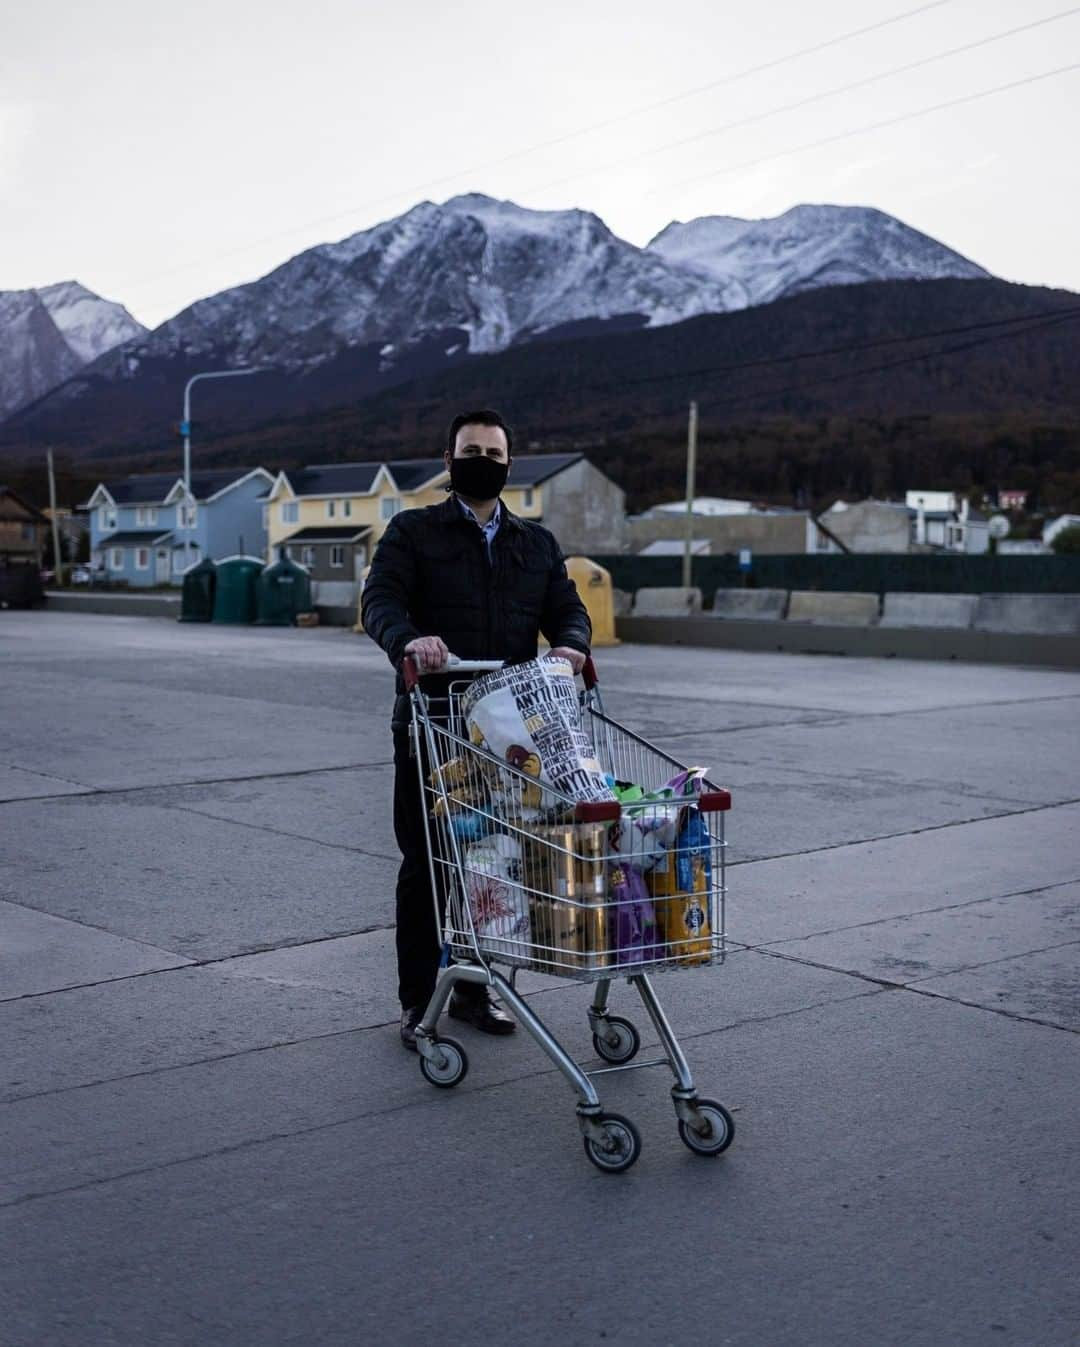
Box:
[155,548,170,583]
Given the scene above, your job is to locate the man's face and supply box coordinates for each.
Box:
[444,423,511,470]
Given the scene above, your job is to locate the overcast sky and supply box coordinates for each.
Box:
[4,0,1078,329]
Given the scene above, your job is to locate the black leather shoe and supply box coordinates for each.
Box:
[448,987,516,1035]
[400,1005,424,1052]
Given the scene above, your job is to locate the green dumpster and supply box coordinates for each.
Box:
[178,558,218,623]
[255,556,312,626]
[211,556,263,624]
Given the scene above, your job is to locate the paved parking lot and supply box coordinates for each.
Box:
[2,611,1078,1346]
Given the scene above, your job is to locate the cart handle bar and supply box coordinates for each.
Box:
[402,653,598,693]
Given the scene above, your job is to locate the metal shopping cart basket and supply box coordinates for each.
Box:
[405,652,733,1174]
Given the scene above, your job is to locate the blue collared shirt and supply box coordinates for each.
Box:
[456,495,502,564]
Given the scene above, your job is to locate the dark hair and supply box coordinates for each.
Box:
[446,408,514,457]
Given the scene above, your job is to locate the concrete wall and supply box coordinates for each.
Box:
[973,593,1080,635]
[881,593,979,628]
[712,588,788,620]
[787,591,881,625]
[616,614,1080,668]
[541,458,626,555]
[627,511,811,556]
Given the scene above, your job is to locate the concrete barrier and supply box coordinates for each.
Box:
[632,586,702,617]
[45,590,181,619]
[711,587,788,621]
[880,593,978,629]
[787,590,880,625]
[973,593,1080,635]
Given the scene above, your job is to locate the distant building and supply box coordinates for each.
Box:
[820,499,911,553]
[998,490,1028,511]
[82,468,273,586]
[905,491,989,554]
[628,504,832,555]
[638,538,712,556]
[0,486,49,569]
[646,496,758,518]
[1044,515,1080,547]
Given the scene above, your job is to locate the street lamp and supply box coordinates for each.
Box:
[180,368,261,570]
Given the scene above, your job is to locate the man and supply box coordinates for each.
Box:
[362,409,592,1050]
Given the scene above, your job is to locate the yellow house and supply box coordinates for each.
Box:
[264,452,626,616]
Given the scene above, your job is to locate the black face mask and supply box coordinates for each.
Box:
[449,455,509,502]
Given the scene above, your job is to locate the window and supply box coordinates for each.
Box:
[135,548,150,570]
[284,546,294,560]
[109,548,123,570]
[281,501,299,524]
[135,506,158,526]
[261,505,269,530]
[522,488,534,509]
[330,545,345,568]
[301,546,316,567]
[343,500,352,518]
[99,507,117,531]
[326,500,336,519]
[22,523,36,542]
[380,496,401,521]
[178,503,198,529]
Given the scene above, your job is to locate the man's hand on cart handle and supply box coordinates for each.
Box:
[550,646,587,675]
[404,635,450,673]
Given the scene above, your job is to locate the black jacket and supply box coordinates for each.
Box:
[362,494,592,723]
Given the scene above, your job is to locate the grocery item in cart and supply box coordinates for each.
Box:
[461,656,616,807]
[523,823,611,973]
[609,863,660,966]
[650,808,712,964]
[464,835,530,959]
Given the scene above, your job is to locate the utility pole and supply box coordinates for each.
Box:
[682,400,698,589]
[181,368,260,571]
[46,448,64,587]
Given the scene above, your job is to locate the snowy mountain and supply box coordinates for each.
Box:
[1,195,995,443]
[647,204,988,308]
[132,194,743,371]
[0,282,145,420]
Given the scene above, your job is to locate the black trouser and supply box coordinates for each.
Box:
[392,723,444,1010]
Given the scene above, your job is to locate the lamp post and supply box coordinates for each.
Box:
[180,368,260,571]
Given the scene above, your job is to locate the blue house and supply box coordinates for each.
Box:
[82,468,273,587]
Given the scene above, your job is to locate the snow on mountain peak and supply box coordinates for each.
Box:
[649,202,988,306]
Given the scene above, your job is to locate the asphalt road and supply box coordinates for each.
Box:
[1,612,1078,1347]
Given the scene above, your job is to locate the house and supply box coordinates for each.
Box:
[1044,515,1080,547]
[998,490,1028,511]
[628,505,827,555]
[82,468,273,586]
[0,486,50,569]
[905,491,990,554]
[266,454,626,598]
[820,499,912,553]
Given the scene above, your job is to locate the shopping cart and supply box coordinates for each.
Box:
[404,652,733,1174]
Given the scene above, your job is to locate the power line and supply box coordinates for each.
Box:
[122,0,956,297]
[695,310,1080,414]
[577,304,1080,394]
[664,60,1080,195]
[528,7,1080,196]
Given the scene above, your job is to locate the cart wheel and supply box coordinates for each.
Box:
[582,1113,642,1174]
[419,1037,469,1089]
[678,1098,734,1157]
[591,1015,641,1065]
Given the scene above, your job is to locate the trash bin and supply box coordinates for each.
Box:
[178,558,217,623]
[564,556,620,646]
[255,556,312,626]
[211,556,263,624]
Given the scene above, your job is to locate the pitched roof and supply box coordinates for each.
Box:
[85,468,264,506]
[283,525,373,543]
[95,529,173,547]
[0,486,50,522]
[280,453,582,498]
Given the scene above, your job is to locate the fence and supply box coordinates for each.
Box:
[590,553,1080,598]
